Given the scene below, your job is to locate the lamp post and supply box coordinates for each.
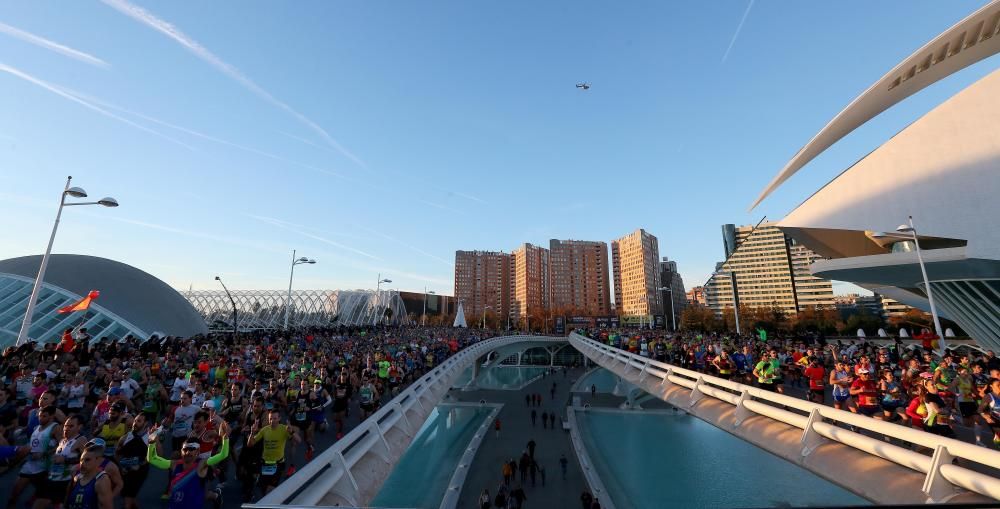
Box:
[897,216,945,352]
[658,286,676,332]
[284,250,316,330]
[483,305,492,330]
[374,274,392,325]
[422,287,436,326]
[716,270,740,335]
[16,176,118,346]
[214,276,238,337]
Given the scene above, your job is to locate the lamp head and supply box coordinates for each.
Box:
[65,187,88,198]
[307,259,316,264]
[896,224,914,233]
[97,197,119,207]
[214,276,221,281]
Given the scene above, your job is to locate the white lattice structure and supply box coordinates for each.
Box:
[183,290,410,329]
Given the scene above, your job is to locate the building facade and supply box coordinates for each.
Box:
[705,223,834,317]
[611,229,662,318]
[658,257,687,330]
[454,250,511,323]
[549,239,611,316]
[686,286,707,307]
[511,243,549,322]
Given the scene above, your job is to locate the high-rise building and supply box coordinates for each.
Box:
[877,293,915,317]
[454,250,511,324]
[705,223,834,316]
[686,286,707,306]
[658,257,687,330]
[549,239,611,316]
[611,229,662,317]
[511,243,549,323]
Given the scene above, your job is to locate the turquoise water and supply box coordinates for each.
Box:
[452,366,474,387]
[576,410,870,509]
[476,366,548,389]
[372,405,493,509]
[577,368,618,393]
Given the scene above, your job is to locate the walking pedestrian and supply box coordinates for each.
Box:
[510,485,527,509]
[560,454,568,480]
[502,461,512,486]
[527,439,536,458]
[580,490,593,509]
[591,384,596,398]
[541,411,548,429]
[494,418,502,438]
[480,488,491,509]
[531,409,536,427]
[519,453,529,482]
[551,382,557,400]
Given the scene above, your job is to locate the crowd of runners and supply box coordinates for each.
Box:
[579,329,1000,446]
[0,325,494,509]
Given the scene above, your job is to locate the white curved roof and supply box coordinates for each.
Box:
[752,0,1000,209]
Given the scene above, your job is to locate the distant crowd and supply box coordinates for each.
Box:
[0,325,494,509]
[579,328,1000,446]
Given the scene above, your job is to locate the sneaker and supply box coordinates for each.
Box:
[211,486,223,509]
[305,445,314,461]
[336,432,343,440]
[286,464,297,476]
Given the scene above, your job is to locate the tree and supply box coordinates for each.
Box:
[842,308,883,336]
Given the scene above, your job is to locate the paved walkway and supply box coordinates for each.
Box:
[453,366,591,509]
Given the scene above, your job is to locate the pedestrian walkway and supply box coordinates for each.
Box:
[454,366,590,508]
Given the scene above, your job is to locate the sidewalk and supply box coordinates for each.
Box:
[453,366,590,508]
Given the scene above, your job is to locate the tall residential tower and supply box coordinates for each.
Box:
[611,229,662,318]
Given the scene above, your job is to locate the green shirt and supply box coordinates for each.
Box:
[754,360,776,383]
[378,360,390,378]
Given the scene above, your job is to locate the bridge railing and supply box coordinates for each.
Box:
[250,335,565,508]
[569,332,1000,503]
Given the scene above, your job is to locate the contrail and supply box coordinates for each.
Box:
[0,22,109,68]
[100,0,364,168]
[0,63,194,149]
[57,86,354,180]
[722,0,754,64]
[251,215,381,261]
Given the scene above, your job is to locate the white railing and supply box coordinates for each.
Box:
[249,335,565,508]
[569,332,1000,503]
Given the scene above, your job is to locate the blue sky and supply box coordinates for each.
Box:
[1,1,996,296]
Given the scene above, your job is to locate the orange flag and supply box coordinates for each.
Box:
[57,290,100,314]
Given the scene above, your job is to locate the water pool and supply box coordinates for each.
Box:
[575,409,870,508]
[475,366,548,389]
[575,367,619,394]
[371,404,493,508]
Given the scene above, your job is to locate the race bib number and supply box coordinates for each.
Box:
[48,463,65,480]
[261,463,277,476]
[295,412,306,421]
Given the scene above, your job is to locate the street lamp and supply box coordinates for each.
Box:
[422,287,436,326]
[284,250,316,330]
[715,270,740,335]
[897,216,945,352]
[658,286,676,332]
[483,305,492,330]
[214,276,238,337]
[16,176,119,345]
[374,274,392,325]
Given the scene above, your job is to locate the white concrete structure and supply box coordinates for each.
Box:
[569,333,998,504]
[755,1,1000,350]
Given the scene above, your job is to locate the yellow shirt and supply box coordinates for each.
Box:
[254,425,292,463]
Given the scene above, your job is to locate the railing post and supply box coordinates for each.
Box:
[923,444,958,503]
[637,360,650,383]
[660,367,673,388]
[687,376,705,408]
[394,401,413,437]
[733,389,752,427]
[800,408,825,457]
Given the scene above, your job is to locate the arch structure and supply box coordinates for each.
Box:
[754,0,1000,350]
[184,289,411,329]
[0,255,207,346]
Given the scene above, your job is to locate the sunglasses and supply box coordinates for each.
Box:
[182,445,199,451]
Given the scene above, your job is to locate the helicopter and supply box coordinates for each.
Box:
[575,82,590,90]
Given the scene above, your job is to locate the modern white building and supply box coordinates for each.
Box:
[755,0,1000,350]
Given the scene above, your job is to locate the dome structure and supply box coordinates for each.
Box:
[0,254,208,346]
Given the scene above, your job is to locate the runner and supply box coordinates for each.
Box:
[829,361,854,411]
[8,405,61,509]
[358,376,379,420]
[803,356,826,404]
[247,409,300,497]
[850,369,881,418]
[35,413,87,509]
[63,449,113,509]
[115,414,151,509]
[147,426,229,509]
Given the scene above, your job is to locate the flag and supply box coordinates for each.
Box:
[57,290,100,314]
